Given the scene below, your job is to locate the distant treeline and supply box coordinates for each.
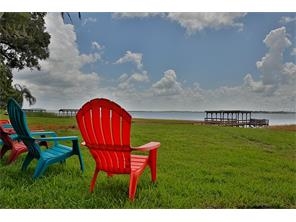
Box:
[252,111,296,114]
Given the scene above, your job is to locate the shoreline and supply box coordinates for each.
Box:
[133,118,296,131]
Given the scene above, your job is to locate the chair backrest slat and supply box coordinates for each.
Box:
[0,125,13,147]
[76,98,132,173]
[111,109,121,146]
[101,107,112,145]
[92,105,105,145]
[7,99,41,158]
[122,113,131,146]
[84,106,97,145]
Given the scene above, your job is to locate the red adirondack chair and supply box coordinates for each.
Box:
[76,98,160,201]
[0,119,49,164]
[0,124,27,164]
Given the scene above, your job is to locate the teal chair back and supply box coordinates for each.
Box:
[7,99,41,158]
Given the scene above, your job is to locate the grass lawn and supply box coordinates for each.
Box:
[0,114,295,208]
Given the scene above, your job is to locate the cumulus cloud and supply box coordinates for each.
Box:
[244,27,295,95]
[82,17,97,25]
[291,48,296,56]
[112,12,164,19]
[279,16,296,24]
[92,41,104,50]
[11,13,296,112]
[243,74,275,94]
[112,12,247,35]
[166,12,247,34]
[115,51,143,70]
[282,62,296,84]
[152,69,183,96]
[13,13,102,109]
[114,25,296,111]
[118,72,149,90]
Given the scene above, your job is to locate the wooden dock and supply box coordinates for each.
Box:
[23,108,46,113]
[204,110,269,127]
[58,109,79,117]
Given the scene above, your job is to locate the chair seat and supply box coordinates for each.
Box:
[41,144,72,160]
[131,155,149,174]
[7,98,84,178]
[12,141,27,152]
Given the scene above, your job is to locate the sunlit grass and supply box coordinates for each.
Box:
[0,115,295,208]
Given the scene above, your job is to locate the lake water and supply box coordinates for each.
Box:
[129,111,296,126]
[48,110,295,126]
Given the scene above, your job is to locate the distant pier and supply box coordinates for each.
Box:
[23,108,46,113]
[204,110,269,127]
[58,109,79,117]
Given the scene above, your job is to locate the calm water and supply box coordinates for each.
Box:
[48,110,295,126]
[129,111,296,126]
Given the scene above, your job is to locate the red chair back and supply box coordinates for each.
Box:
[76,98,132,174]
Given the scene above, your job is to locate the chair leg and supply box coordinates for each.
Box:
[78,153,84,172]
[7,149,18,164]
[129,173,139,201]
[90,169,99,192]
[22,154,34,171]
[148,149,158,182]
[72,140,84,172]
[0,145,10,158]
[33,159,47,179]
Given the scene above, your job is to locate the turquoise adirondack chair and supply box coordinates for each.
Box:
[7,98,84,178]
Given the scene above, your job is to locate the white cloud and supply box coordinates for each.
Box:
[282,62,296,84]
[92,41,104,50]
[112,12,164,19]
[82,17,97,25]
[291,48,296,56]
[166,12,247,34]
[152,69,183,96]
[243,73,275,94]
[112,64,295,111]
[245,27,295,95]
[279,16,296,24]
[115,51,143,70]
[262,26,291,51]
[13,13,102,109]
[113,72,150,107]
[11,13,296,112]
[112,12,247,35]
[118,72,149,90]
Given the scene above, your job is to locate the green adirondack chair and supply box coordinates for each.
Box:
[7,98,84,178]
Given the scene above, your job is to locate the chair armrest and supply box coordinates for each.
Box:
[132,141,160,151]
[31,131,57,137]
[1,123,12,129]
[35,136,78,142]
[9,134,19,140]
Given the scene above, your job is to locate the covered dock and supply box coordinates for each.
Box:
[23,108,46,113]
[58,109,79,117]
[204,110,269,127]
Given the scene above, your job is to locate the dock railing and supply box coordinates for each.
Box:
[204,110,269,127]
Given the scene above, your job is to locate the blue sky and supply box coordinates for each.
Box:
[14,12,296,111]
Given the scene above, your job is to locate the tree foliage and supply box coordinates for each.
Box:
[0,12,50,108]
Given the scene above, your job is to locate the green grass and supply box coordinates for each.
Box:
[0,115,295,208]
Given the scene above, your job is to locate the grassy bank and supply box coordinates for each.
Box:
[0,115,295,208]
